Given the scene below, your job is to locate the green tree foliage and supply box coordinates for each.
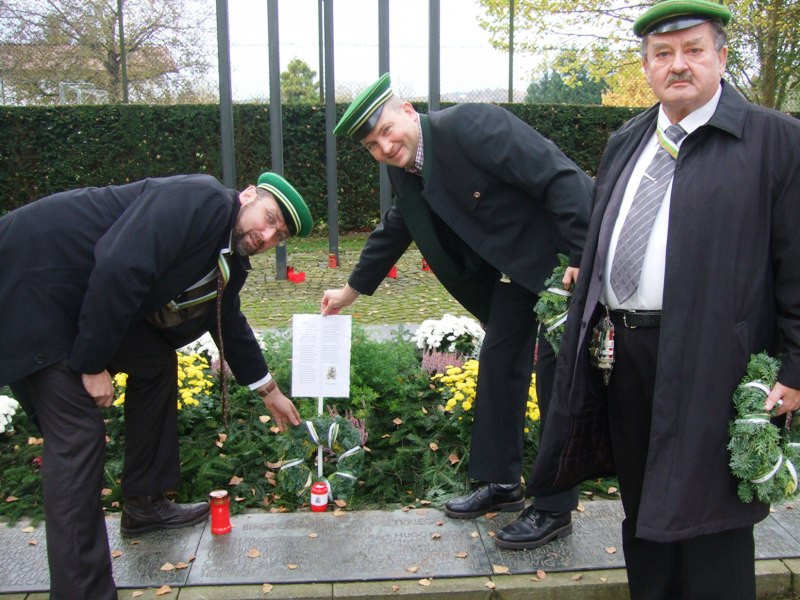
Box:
[477,0,800,110]
[280,58,319,104]
[526,66,608,105]
[0,0,214,105]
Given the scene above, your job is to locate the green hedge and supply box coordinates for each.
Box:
[0,102,644,229]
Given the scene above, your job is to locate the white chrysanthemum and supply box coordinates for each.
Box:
[414,314,484,357]
[0,395,21,434]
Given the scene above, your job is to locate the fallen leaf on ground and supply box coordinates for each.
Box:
[391,584,399,592]
[537,569,547,579]
[471,531,479,538]
[111,550,123,559]
[485,582,496,590]
[484,512,497,518]
[431,533,441,540]
[393,417,403,426]
[333,509,346,517]
[160,562,175,572]
[21,526,34,533]
[487,531,496,537]
[155,584,171,596]
[229,475,243,486]
[576,503,586,512]
[101,488,112,496]
[492,564,510,574]
[217,433,228,443]
[28,437,43,445]
[308,532,318,539]
[175,562,189,570]
[406,566,419,573]
[187,555,196,562]
[600,577,608,583]
[429,442,439,451]
[129,539,141,545]
[334,499,347,508]
[419,499,431,505]
[269,426,281,434]
[132,591,144,598]
[259,415,272,423]
[604,546,617,554]
[455,551,468,558]
[435,519,444,526]
[418,578,431,586]
[5,496,18,503]
[262,583,274,594]
[607,486,618,494]
[287,564,298,570]
[572,574,583,581]
[247,548,261,558]
[415,508,428,515]
[447,453,460,465]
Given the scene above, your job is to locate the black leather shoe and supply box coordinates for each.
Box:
[494,504,572,549]
[121,494,210,536]
[444,483,525,519]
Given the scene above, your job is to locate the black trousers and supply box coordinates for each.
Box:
[607,316,756,600]
[469,276,579,512]
[21,320,182,599]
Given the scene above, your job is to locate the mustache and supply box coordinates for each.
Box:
[667,72,693,84]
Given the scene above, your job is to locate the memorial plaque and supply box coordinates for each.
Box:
[0,515,204,593]
[187,509,491,585]
[478,500,625,574]
[0,520,50,593]
[106,515,205,588]
[769,502,799,544]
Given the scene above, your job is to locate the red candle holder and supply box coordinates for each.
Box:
[310,481,329,512]
[328,254,338,268]
[209,489,232,534]
[387,266,397,279]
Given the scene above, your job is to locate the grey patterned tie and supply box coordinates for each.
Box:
[610,124,687,303]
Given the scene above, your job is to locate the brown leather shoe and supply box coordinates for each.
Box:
[121,494,209,536]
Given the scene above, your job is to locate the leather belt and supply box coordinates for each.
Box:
[608,309,661,329]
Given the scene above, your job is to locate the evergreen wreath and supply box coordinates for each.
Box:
[534,254,572,354]
[275,415,364,503]
[728,353,800,504]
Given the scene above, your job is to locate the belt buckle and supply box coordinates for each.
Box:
[623,310,637,329]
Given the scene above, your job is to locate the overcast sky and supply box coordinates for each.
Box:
[224,0,543,102]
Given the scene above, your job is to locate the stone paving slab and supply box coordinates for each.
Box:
[2,500,798,597]
[187,509,491,586]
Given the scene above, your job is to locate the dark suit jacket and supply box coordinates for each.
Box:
[0,175,267,388]
[530,82,800,542]
[348,103,593,322]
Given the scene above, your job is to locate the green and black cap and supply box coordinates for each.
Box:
[256,172,313,237]
[634,0,731,37]
[333,73,393,140]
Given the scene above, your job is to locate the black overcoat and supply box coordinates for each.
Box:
[0,175,268,389]
[348,103,593,321]
[529,83,800,542]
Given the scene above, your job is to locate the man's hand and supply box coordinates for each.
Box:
[82,371,114,408]
[320,284,360,316]
[259,385,301,431]
[562,267,580,289]
[765,382,800,417]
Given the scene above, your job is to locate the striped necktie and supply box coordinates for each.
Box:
[610,123,687,304]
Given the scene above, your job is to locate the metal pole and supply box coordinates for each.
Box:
[378,0,391,218]
[318,0,325,104]
[508,0,514,103]
[117,0,128,103]
[267,0,287,279]
[428,0,440,111]
[215,0,236,187]
[323,0,339,266]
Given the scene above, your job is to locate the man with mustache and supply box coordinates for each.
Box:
[527,0,800,597]
[0,172,312,599]
[321,74,593,548]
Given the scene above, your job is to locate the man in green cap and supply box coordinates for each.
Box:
[527,0,800,596]
[322,74,593,547]
[0,172,312,598]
